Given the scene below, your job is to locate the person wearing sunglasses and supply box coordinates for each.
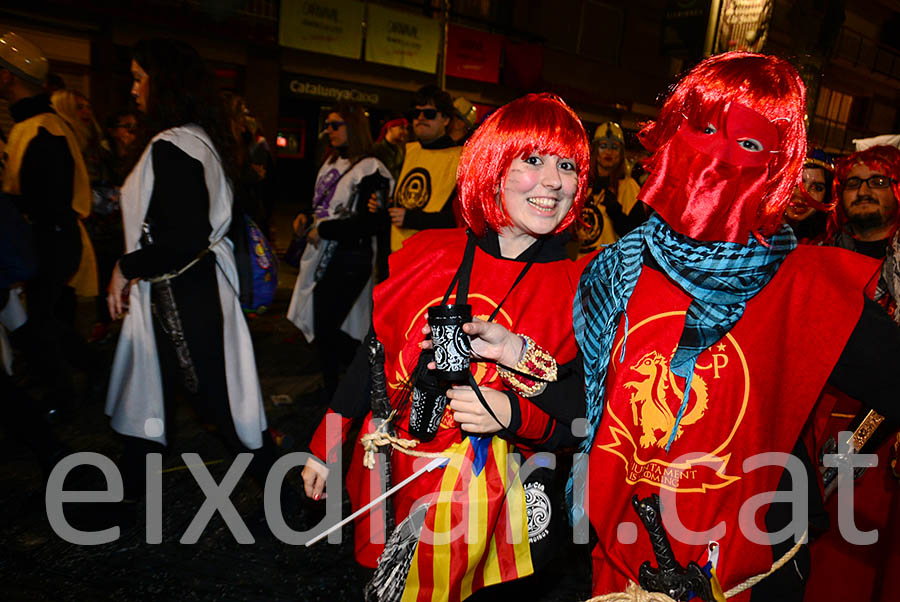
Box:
[287,103,393,402]
[807,143,900,602]
[387,85,462,255]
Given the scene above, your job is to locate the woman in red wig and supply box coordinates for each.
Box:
[301,93,590,601]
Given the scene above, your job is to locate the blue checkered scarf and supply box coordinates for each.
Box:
[567,214,796,524]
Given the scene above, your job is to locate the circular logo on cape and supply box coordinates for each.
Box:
[396,167,432,210]
[578,202,604,251]
[600,311,750,492]
[524,481,551,543]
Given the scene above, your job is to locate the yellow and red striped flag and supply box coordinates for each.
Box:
[402,436,533,602]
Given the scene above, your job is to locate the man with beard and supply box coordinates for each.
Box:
[827,145,900,317]
[806,144,900,602]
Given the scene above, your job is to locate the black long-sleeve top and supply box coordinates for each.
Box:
[10,94,77,234]
[119,141,212,280]
[329,230,582,450]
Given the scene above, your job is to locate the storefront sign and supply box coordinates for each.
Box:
[282,74,411,109]
[279,0,364,60]
[445,25,501,83]
[365,6,440,73]
[714,0,773,53]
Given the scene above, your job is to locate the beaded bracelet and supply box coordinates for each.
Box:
[496,334,558,397]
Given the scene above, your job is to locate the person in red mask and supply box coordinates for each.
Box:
[571,52,900,601]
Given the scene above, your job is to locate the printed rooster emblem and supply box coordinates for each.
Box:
[624,350,709,449]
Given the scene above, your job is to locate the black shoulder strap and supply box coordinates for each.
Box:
[441,231,478,305]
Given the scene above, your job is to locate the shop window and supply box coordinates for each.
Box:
[810,86,861,151]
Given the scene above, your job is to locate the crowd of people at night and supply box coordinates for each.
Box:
[1,28,899,602]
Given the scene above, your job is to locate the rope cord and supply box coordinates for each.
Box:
[723,529,808,598]
[146,238,225,283]
[360,410,445,469]
[584,529,808,602]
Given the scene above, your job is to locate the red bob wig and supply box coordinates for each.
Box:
[640,52,808,237]
[457,93,590,237]
[827,144,900,238]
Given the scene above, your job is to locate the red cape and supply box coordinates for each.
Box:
[587,245,879,599]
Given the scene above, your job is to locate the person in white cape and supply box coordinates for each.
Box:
[287,102,393,401]
[105,39,276,502]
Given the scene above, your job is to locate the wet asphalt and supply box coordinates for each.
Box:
[0,217,591,601]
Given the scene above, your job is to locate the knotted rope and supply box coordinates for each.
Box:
[360,410,445,469]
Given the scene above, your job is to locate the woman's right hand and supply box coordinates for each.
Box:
[107,261,135,320]
[301,457,329,500]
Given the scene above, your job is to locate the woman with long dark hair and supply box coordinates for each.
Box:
[287,103,393,401]
[105,39,273,500]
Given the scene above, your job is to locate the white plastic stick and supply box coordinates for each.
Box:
[305,456,448,547]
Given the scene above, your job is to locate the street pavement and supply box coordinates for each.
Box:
[0,215,590,601]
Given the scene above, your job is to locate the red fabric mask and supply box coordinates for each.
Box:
[641,103,780,243]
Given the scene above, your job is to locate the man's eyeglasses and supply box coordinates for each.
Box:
[117,123,137,131]
[844,175,893,190]
[406,108,439,121]
[324,120,345,131]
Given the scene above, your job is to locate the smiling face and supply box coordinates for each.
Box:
[785,166,827,222]
[501,153,578,243]
[130,60,150,113]
[841,162,898,236]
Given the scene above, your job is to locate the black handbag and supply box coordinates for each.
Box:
[283,231,306,268]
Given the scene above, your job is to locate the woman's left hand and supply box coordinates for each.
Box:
[421,319,524,368]
[447,385,511,434]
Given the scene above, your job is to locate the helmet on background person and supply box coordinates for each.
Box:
[0,31,49,86]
